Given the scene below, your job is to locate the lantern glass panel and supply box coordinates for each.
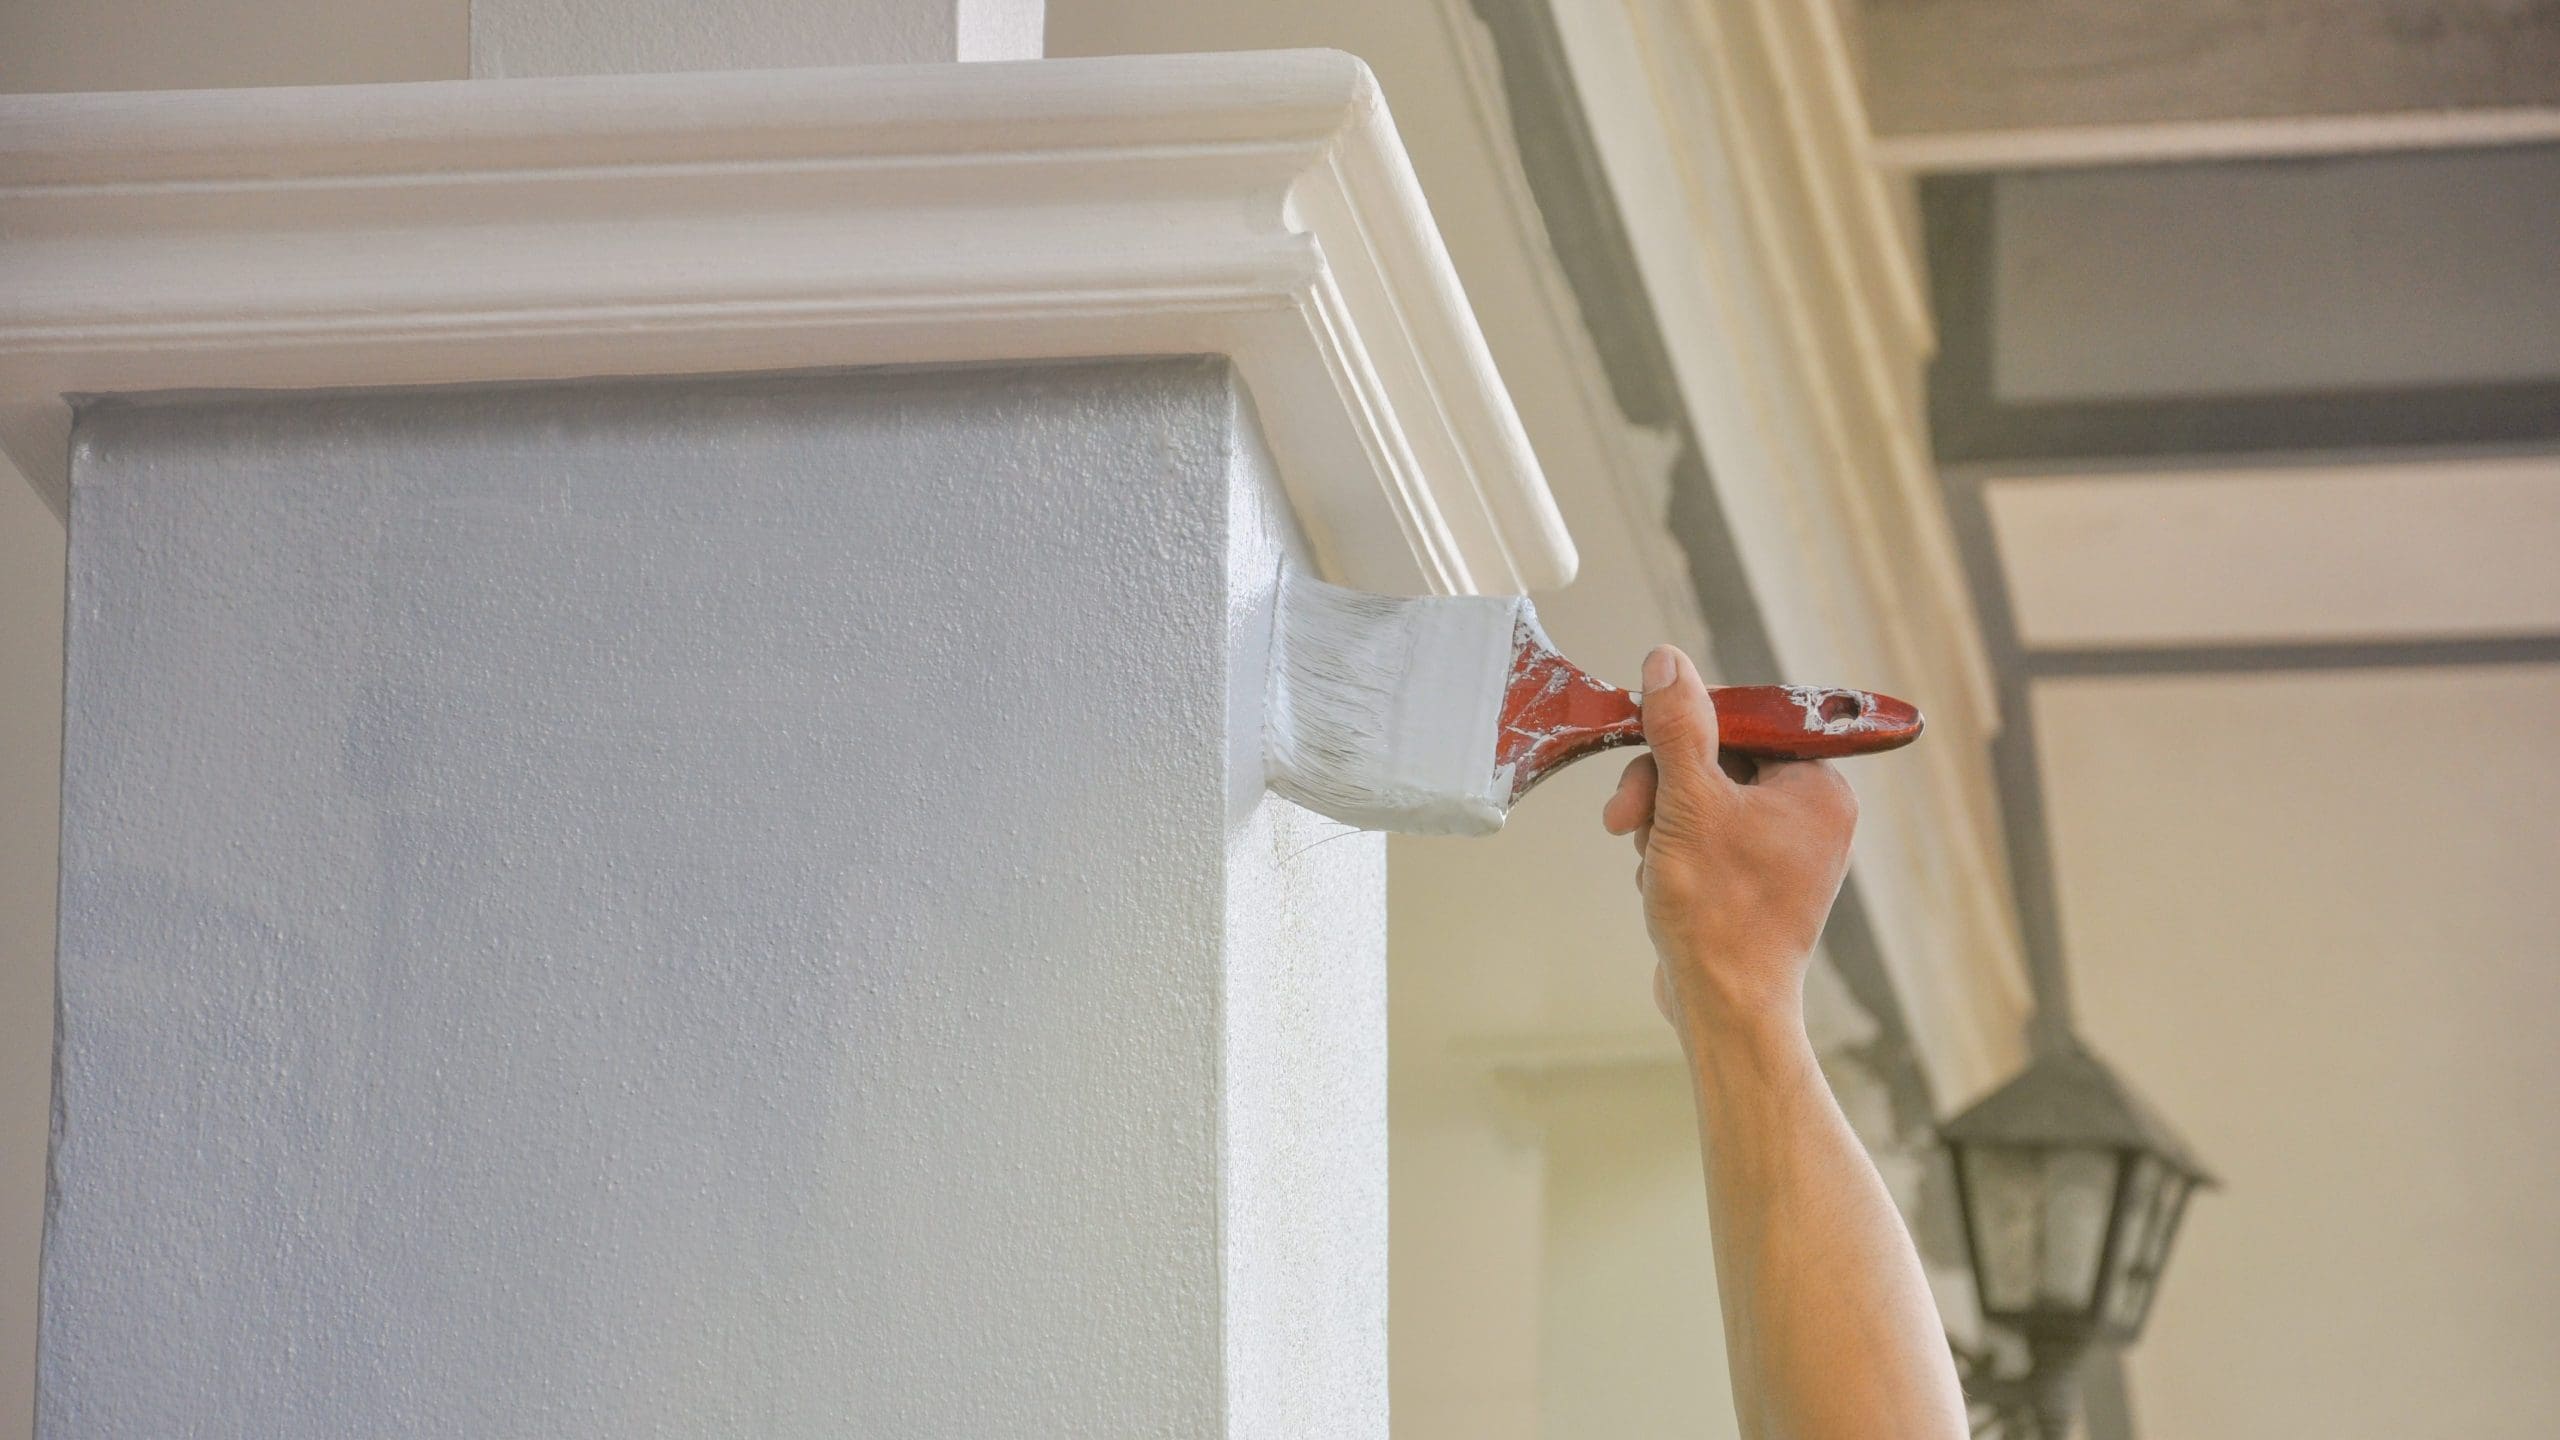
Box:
[2106,1170,2192,1334]
[1960,1145,2121,1315]
[2040,1147,2119,1309]
[2098,1153,2166,1331]
[1962,1146,2043,1313]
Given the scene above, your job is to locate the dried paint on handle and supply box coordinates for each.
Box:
[1496,610,1924,804]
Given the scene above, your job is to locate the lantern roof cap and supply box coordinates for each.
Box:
[1942,1036,2214,1185]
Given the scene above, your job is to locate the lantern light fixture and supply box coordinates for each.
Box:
[1941,1036,2212,1438]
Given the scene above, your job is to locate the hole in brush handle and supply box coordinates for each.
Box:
[1712,686,1926,761]
[1499,683,1927,806]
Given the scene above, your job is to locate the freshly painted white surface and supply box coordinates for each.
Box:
[1221,385,1392,1440]
[3,16,477,1440]
[44,360,1386,1436]
[1987,456,2560,648]
[472,0,1041,76]
[0,50,1574,597]
[2035,667,2560,1439]
[0,15,1597,1438]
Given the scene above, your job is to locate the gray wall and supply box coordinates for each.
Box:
[42,360,1385,1436]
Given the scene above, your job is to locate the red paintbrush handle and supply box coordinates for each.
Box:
[1708,686,1927,759]
[1497,622,1924,804]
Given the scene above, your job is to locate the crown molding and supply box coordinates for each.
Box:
[0,49,1573,597]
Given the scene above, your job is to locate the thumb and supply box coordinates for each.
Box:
[1639,645,1731,797]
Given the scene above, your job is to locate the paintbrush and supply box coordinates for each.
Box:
[1265,572,1923,836]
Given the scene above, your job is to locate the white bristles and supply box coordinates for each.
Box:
[1264,570,1525,837]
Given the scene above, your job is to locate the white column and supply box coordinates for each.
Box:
[44,360,1381,1437]
[1,55,1570,1438]
[472,0,1043,77]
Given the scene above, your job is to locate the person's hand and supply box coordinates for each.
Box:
[1600,644,1859,1043]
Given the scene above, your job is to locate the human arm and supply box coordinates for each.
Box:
[1601,644,1968,1440]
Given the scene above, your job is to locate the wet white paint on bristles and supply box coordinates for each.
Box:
[1264,570,1524,836]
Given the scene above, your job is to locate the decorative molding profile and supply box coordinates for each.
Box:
[0,49,1574,597]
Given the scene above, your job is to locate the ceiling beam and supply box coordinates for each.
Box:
[1858,0,2560,171]
[2022,635,2560,679]
[1921,172,2560,464]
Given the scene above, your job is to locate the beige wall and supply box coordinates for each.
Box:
[0,0,460,92]
[2037,667,2560,1437]
[1529,1073,1737,1440]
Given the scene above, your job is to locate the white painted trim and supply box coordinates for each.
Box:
[0,50,1573,596]
[1873,107,2560,174]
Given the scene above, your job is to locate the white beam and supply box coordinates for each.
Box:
[1987,457,2560,650]
[1871,106,2560,174]
[1858,0,2560,149]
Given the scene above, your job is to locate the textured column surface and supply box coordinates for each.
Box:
[44,360,1384,1438]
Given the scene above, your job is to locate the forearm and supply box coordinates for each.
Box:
[1681,1002,1968,1440]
